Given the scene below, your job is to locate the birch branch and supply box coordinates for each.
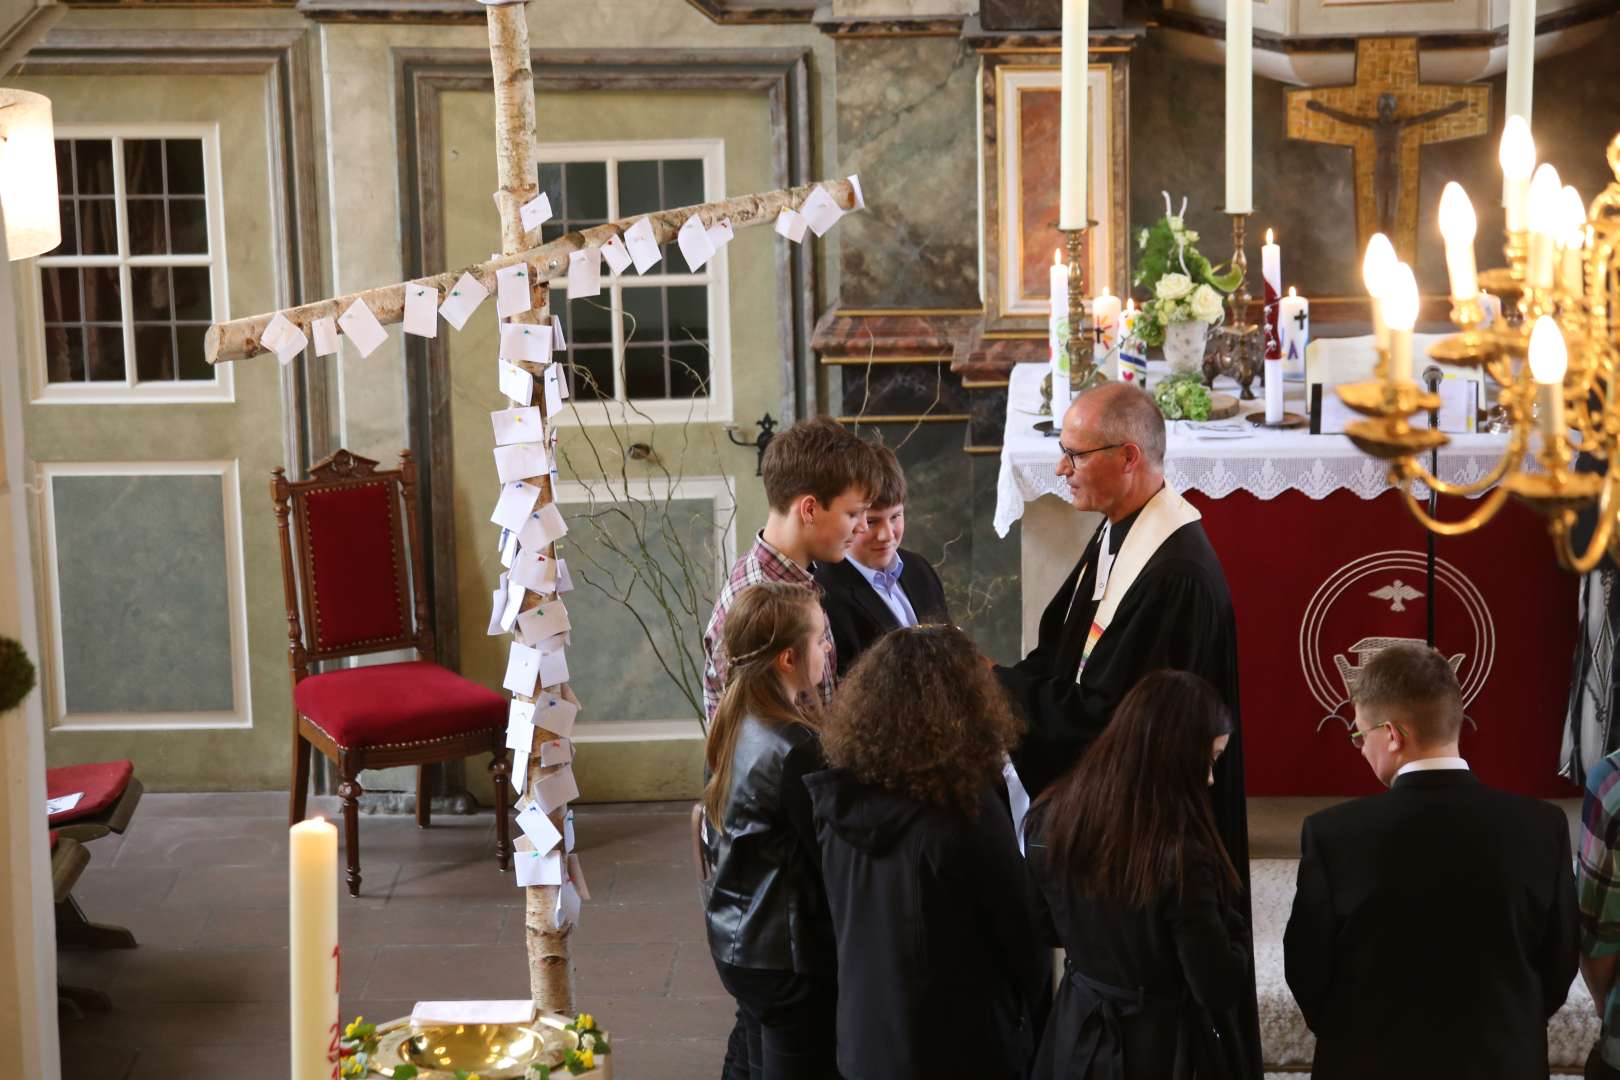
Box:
[204,176,862,365]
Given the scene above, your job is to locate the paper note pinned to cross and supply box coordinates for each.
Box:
[499,359,535,405]
[499,321,552,364]
[566,248,602,299]
[706,217,735,253]
[499,528,519,569]
[551,316,566,352]
[535,693,579,738]
[515,803,563,853]
[495,263,532,318]
[566,852,591,900]
[312,316,340,357]
[494,441,550,484]
[538,643,569,689]
[515,849,565,887]
[499,576,525,631]
[799,185,845,237]
[540,737,573,768]
[337,299,389,358]
[555,557,575,595]
[511,547,558,594]
[520,191,553,233]
[543,364,565,415]
[403,283,439,338]
[490,480,542,533]
[517,502,568,550]
[262,313,308,366]
[485,585,507,636]
[601,233,633,275]
[502,641,542,697]
[564,807,576,852]
[774,208,808,244]
[533,764,580,813]
[677,213,715,272]
[490,406,543,446]
[553,880,581,929]
[624,216,662,273]
[511,750,529,794]
[439,272,489,330]
[506,711,536,753]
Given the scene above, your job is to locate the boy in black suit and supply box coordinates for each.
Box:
[1284,641,1578,1080]
[813,444,949,677]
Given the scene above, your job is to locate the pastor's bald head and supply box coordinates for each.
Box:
[1067,382,1166,469]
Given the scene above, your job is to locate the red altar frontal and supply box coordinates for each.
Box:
[1189,490,1580,798]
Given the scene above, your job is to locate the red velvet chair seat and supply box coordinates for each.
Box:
[47,760,134,825]
[295,661,506,750]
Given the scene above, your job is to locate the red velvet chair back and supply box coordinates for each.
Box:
[272,449,432,668]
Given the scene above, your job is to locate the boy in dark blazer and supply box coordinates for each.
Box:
[1284,641,1578,1080]
[813,444,949,677]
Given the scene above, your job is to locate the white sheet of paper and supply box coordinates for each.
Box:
[515,804,563,853]
[439,272,489,331]
[624,216,662,273]
[555,557,575,595]
[536,694,579,738]
[540,737,573,768]
[800,185,845,237]
[500,321,552,364]
[543,364,564,414]
[502,641,542,697]
[520,191,553,233]
[411,1001,534,1027]
[495,263,533,318]
[1411,378,1478,434]
[1318,387,1356,435]
[552,880,581,930]
[517,601,570,644]
[517,502,568,550]
[600,233,633,275]
[774,208,808,243]
[566,248,602,299]
[499,359,535,405]
[511,750,529,794]
[533,764,580,813]
[516,849,565,888]
[847,173,866,210]
[511,548,558,594]
[403,283,439,338]
[312,315,340,357]
[46,792,83,816]
[491,406,543,446]
[564,807,576,852]
[506,712,536,753]
[486,586,507,636]
[566,852,590,900]
[510,695,537,728]
[263,313,308,365]
[551,316,566,351]
[538,644,569,689]
[706,217,735,252]
[337,299,389,358]
[499,528,518,569]
[494,441,550,484]
[677,214,715,271]
[499,578,525,631]
[490,480,542,532]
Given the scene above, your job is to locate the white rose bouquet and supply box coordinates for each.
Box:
[1130,193,1242,348]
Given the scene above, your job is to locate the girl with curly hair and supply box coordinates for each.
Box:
[1024,669,1253,1080]
[702,581,838,1080]
[805,623,1047,1080]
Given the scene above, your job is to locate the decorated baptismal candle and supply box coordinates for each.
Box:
[1119,298,1147,385]
[1049,250,1072,411]
[1261,229,1281,360]
[1278,287,1309,380]
[1092,289,1121,379]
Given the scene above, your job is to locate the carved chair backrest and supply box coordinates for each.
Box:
[271,449,434,673]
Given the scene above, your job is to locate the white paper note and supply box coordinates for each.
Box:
[506,712,536,753]
[496,263,533,318]
[624,216,662,273]
[553,880,581,930]
[517,600,570,644]
[539,644,569,689]
[500,321,552,364]
[502,641,542,697]
[533,765,580,813]
[510,696,537,729]
[262,313,308,365]
[491,406,543,446]
[847,173,866,210]
[511,750,529,794]
[551,316,566,352]
[499,529,518,569]
[312,316,340,357]
[517,502,568,550]
[601,233,633,275]
[520,191,553,233]
[800,185,846,237]
[403,284,439,338]
[555,558,575,595]
[566,248,602,299]
[46,792,84,817]
[774,208,808,243]
[540,738,573,768]
[411,1001,534,1026]
[486,586,507,636]
[499,359,535,405]
[499,577,525,631]
[439,272,489,331]
[706,217,735,252]
[516,849,565,887]
[536,694,579,738]
[490,480,542,532]
[564,807,576,852]
[566,852,590,900]
[515,803,563,853]
[677,214,715,272]
[337,299,389,358]
[512,548,558,594]
[494,441,550,484]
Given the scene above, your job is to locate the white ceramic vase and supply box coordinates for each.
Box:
[1162,319,1210,375]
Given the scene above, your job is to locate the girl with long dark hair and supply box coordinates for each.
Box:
[1026,669,1254,1080]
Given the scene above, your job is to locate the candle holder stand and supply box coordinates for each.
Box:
[1064,224,1107,396]
[1199,211,1264,400]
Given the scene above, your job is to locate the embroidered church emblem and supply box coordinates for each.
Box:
[1369,578,1423,612]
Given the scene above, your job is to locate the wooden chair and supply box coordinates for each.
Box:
[48,759,142,949]
[273,448,511,896]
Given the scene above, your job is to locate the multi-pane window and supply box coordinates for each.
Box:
[538,141,729,421]
[36,133,225,398]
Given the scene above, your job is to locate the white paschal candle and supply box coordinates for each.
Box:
[1506,0,1536,125]
[1362,232,1397,350]
[1049,250,1071,408]
[1529,314,1566,444]
[1526,161,1562,289]
[290,818,340,1080]
[1278,286,1310,375]
[1499,116,1536,233]
[1382,262,1420,384]
[1260,228,1281,357]
[1437,182,1479,303]
[1059,0,1088,229]
[1092,288,1122,378]
[1225,0,1253,213]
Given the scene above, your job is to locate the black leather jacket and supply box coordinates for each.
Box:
[703,715,834,974]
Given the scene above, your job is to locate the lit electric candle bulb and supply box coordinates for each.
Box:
[1499,116,1536,234]
[1526,162,1563,289]
[1558,185,1588,296]
[1438,182,1479,303]
[1381,262,1419,384]
[1362,232,1398,350]
[1528,314,1567,444]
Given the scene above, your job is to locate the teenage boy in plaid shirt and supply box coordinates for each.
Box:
[1580,751,1620,1078]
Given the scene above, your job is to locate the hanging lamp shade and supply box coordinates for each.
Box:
[0,88,61,261]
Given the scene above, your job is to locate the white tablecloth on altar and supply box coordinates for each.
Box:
[994,362,1512,538]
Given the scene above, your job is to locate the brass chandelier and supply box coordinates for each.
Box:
[1341,119,1620,572]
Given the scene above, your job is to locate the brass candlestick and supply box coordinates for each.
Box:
[1064,224,1106,395]
[1200,211,1265,399]
[1227,211,1252,328]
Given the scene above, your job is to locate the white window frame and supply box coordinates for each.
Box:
[30,124,233,405]
[538,139,732,427]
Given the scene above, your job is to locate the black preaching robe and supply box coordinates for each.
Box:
[994,502,1262,1079]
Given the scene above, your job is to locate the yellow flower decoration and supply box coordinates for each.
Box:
[577,1049,595,1070]
[344,1016,365,1040]
[575,1013,595,1031]
[339,1055,365,1079]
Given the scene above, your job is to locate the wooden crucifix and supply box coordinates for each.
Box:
[204,0,859,1018]
[1286,37,1489,260]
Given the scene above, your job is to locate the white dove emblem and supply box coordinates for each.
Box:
[1369,579,1423,613]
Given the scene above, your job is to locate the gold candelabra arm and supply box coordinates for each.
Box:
[1395,483,1513,537]
[1396,429,1530,498]
[1550,472,1619,574]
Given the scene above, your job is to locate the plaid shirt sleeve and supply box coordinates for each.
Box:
[1579,754,1620,957]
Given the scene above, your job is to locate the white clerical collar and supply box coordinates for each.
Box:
[1394,757,1470,779]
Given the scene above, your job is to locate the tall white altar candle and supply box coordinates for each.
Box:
[1049,251,1073,412]
[1092,288,1121,379]
[1506,0,1535,126]
[1278,286,1310,376]
[1059,0,1088,229]
[1499,116,1535,234]
[1437,181,1479,302]
[290,818,340,1080]
[1260,228,1281,358]
[1224,0,1253,213]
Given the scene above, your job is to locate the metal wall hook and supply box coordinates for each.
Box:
[726,413,777,476]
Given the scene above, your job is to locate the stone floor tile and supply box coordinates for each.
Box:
[57,1036,138,1080]
[610,1035,728,1080]
[559,900,706,947]
[125,1042,288,1080]
[572,941,678,998]
[390,860,522,904]
[340,896,510,947]
[602,859,691,905]
[362,944,531,1000]
[667,940,728,999]
[105,947,292,1004]
[161,863,292,910]
[72,866,180,911]
[109,815,292,868]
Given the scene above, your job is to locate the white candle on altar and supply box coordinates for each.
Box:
[1526,161,1562,289]
[1059,0,1088,229]
[1260,228,1281,358]
[1120,297,1147,384]
[1278,286,1310,375]
[1049,250,1072,410]
[1362,232,1397,350]
[1092,288,1122,378]
[1382,262,1419,384]
[1529,314,1566,445]
[1506,0,1536,126]
[1437,181,1479,303]
[1499,116,1536,234]
[1264,359,1284,425]
[1224,0,1253,213]
[290,818,340,1080]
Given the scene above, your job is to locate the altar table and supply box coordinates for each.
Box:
[996,362,1579,798]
